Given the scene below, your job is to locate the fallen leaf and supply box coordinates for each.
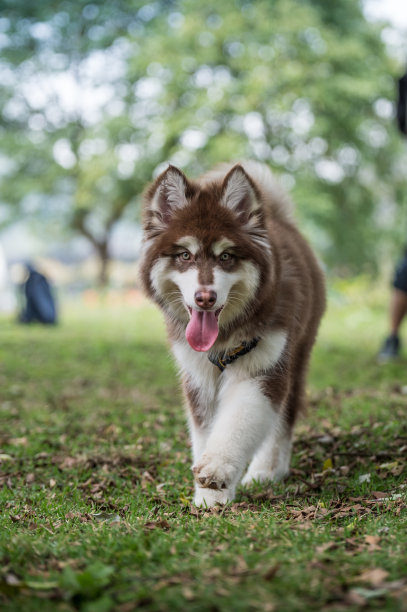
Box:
[182,586,194,600]
[0,454,13,461]
[25,580,59,590]
[348,587,388,602]
[345,589,367,606]
[229,556,250,576]
[189,505,200,517]
[357,568,389,587]
[144,519,171,531]
[294,521,313,530]
[10,437,28,446]
[263,564,279,581]
[364,535,381,552]
[10,515,21,523]
[5,573,20,586]
[317,435,334,444]
[322,458,333,471]
[316,541,337,554]
[58,456,77,469]
[371,491,387,499]
[378,461,398,470]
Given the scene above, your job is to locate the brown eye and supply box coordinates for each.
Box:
[220,252,232,261]
[179,251,191,261]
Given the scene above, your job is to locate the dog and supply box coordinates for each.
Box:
[140,161,325,507]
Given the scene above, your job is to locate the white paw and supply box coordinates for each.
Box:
[241,466,290,487]
[272,465,290,482]
[241,469,274,486]
[193,486,234,507]
[192,454,236,491]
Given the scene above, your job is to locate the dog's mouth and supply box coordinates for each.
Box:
[185,307,223,352]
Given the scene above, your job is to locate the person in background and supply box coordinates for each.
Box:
[19,263,57,325]
[377,250,407,361]
[377,71,407,362]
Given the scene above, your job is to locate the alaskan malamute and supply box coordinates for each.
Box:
[140,161,325,507]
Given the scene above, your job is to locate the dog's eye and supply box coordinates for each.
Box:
[179,252,191,261]
[220,252,232,261]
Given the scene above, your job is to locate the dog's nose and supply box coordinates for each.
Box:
[194,289,217,309]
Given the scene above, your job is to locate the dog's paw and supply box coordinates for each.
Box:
[193,486,233,508]
[192,455,236,491]
[271,465,290,482]
[241,470,273,486]
[241,466,290,486]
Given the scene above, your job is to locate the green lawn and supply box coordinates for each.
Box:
[0,280,406,611]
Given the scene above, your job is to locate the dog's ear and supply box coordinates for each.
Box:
[221,165,262,224]
[149,165,190,224]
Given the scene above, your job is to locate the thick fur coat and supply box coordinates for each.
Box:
[140,161,325,506]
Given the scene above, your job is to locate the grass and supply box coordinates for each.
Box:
[0,279,406,612]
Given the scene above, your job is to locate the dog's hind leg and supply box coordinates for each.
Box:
[241,417,292,485]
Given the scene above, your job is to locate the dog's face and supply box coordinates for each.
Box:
[141,165,272,351]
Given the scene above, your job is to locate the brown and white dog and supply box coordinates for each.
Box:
[140,161,325,507]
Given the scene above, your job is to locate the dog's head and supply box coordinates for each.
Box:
[140,164,273,351]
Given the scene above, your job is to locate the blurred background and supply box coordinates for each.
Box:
[0,0,407,313]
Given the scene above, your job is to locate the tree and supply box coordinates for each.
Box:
[0,0,168,283]
[0,0,404,281]
[128,0,405,272]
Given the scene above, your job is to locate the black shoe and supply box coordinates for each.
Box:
[377,334,400,363]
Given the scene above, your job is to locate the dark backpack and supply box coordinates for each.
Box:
[397,72,407,136]
[20,268,57,324]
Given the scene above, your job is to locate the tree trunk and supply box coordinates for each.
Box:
[72,215,111,287]
[96,241,110,287]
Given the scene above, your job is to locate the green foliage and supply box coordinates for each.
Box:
[0,0,405,276]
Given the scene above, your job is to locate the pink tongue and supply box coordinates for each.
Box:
[186,310,219,352]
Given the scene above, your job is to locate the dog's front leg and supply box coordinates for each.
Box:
[192,378,273,507]
[188,414,210,464]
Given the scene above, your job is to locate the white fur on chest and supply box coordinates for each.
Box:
[171,328,287,420]
[172,340,219,420]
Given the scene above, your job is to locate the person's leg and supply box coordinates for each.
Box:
[377,252,407,361]
[389,288,407,336]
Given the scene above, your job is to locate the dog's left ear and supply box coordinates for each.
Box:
[221,165,262,224]
[149,165,190,224]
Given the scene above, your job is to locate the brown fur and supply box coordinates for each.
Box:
[140,162,325,448]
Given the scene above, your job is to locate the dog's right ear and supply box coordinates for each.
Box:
[147,165,190,227]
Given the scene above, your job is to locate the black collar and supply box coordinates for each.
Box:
[208,338,260,372]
